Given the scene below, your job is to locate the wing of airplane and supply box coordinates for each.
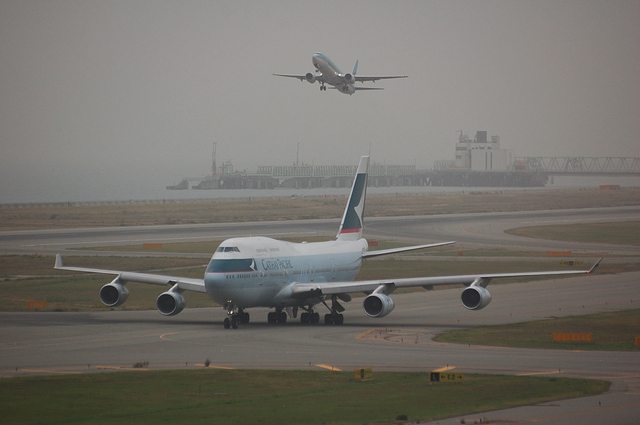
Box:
[273,73,326,83]
[55,254,206,316]
[354,75,408,82]
[290,258,602,316]
[55,254,206,292]
[292,259,602,295]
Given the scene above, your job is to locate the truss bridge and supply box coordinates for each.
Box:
[516,157,639,176]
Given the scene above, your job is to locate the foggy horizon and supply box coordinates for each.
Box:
[2,1,639,204]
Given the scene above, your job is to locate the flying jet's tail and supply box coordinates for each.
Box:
[352,60,359,76]
[336,156,369,241]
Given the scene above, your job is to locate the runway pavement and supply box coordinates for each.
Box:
[1,206,639,257]
[0,206,639,424]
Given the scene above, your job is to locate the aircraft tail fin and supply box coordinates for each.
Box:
[337,156,369,241]
[352,60,359,76]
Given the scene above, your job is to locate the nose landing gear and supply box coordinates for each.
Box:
[223,303,249,329]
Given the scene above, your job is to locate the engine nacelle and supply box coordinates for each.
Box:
[363,293,395,318]
[461,286,492,310]
[343,73,354,83]
[305,72,316,83]
[156,291,186,316]
[99,279,129,307]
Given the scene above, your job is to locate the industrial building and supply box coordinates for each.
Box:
[455,131,513,171]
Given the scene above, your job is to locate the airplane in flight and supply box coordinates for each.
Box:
[55,156,601,329]
[273,52,408,95]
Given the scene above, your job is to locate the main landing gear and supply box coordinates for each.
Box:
[267,308,288,324]
[300,296,344,326]
[267,301,344,326]
[300,311,320,324]
[222,296,347,329]
[322,295,345,325]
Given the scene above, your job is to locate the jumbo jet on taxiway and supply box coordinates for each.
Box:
[273,52,407,95]
[55,156,600,329]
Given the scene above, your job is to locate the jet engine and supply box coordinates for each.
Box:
[305,72,316,83]
[156,291,185,316]
[99,279,129,307]
[363,293,395,318]
[461,286,492,310]
[343,73,354,83]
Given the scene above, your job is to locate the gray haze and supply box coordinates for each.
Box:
[1,1,638,203]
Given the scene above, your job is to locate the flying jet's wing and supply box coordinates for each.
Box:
[353,86,384,91]
[273,73,326,83]
[273,73,307,81]
[290,259,602,298]
[54,254,206,293]
[354,75,408,83]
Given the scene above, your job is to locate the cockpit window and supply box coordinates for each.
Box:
[207,258,255,273]
[216,246,240,253]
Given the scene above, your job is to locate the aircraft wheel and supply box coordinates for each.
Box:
[312,313,320,324]
[223,318,231,329]
[267,312,276,324]
[231,316,239,329]
[324,314,334,325]
[335,314,344,325]
[240,312,250,324]
[278,312,287,324]
[300,313,309,324]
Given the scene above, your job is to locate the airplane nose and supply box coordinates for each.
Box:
[205,272,224,289]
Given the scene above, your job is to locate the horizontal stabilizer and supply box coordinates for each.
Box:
[362,241,456,258]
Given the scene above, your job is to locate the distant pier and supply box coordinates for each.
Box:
[168,156,639,191]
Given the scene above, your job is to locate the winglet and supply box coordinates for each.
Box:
[587,258,603,274]
[55,254,63,269]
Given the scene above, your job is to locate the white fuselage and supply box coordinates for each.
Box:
[204,236,368,309]
[312,52,356,94]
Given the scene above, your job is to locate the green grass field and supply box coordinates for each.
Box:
[434,309,640,351]
[0,369,609,425]
[3,188,639,231]
[505,221,640,246]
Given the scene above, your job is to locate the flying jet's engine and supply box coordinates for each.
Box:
[343,73,354,83]
[156,291,186,316]
[363,293,395,318]
[461,286,492,310]
[99,278,129,307]
[305,72,316,83]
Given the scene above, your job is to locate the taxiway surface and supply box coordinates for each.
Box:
[1,207,639,424]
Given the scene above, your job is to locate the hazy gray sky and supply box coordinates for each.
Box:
[1,1,638,203]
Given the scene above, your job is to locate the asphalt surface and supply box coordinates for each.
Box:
[1,206,639,424]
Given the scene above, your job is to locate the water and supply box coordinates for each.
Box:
[2,174,638,206]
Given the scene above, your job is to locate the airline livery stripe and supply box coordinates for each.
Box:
[340,228,361,234]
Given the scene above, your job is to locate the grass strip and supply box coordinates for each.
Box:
[434,309,640,351]
[0,369,609,425]
[3,188,639,231]
[505,221,640,246]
